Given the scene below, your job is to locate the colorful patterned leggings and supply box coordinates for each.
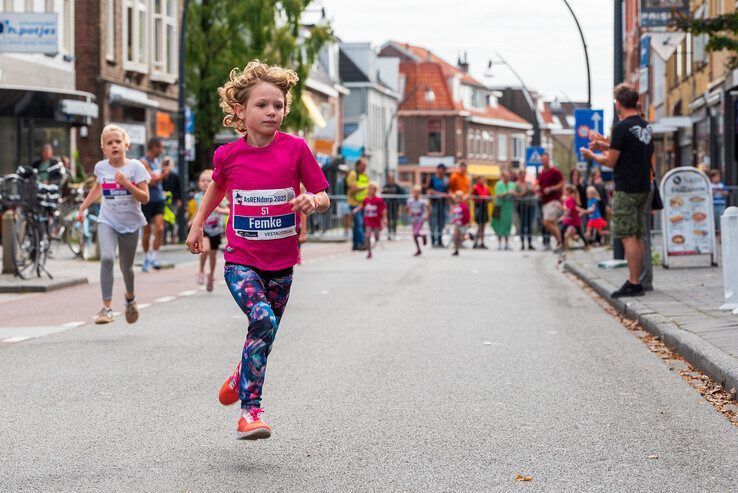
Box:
[224,263,293,409]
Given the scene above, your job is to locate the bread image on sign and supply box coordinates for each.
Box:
[694,229,709,237]
[669,197,684,207]
[672,235,685,244]
[689,196,705,203]
[692,211,707,222]
[669,214,684,224]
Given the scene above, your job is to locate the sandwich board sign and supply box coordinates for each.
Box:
[660,167,716,268]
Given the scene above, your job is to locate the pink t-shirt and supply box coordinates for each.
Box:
[562,196,580,227]
[362,196,386,228]
[212,132,329,270]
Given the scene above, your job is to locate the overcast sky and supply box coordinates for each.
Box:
[317,0,614,130]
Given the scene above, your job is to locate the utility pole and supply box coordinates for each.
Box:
[177,0,191,242]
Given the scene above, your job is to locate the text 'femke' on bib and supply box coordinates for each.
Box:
[231,187,296,240]
[101,179,132,202]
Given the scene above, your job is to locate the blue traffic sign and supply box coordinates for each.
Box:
[185,106,195,134]
[574,108,604,162]
[525,146,545,168]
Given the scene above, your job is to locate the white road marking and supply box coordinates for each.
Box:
[179,290,198,296]
[62,321,85,328]
[3,336,30,343]
[137,303,152,309]
[154,296,176,303]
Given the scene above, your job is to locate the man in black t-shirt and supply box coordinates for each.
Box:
[581,83,653,298]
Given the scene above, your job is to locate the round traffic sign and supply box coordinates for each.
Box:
[577,124,590,139]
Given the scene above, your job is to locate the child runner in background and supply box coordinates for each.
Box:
[406,184,430,256]
[76,124,150,324]
[189,169,229,291]
[472,176,490,249]
[353,182,386,259]
[581,185,607,244]
[559,184,583,260]
[450,190,470,256]
[186,61,330,440]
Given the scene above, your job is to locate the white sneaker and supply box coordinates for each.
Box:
[95,307,113,324]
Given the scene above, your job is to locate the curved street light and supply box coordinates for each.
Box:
[562,0,592,109]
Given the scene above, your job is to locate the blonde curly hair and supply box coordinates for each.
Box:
[218,60,299,133]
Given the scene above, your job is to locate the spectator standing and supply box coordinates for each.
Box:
[449,161,471,197]
[472,176,490,249]
[589,167,610,245]
[346,158,369,250]
[536,153,565,251]
[581,83,654,298]
[162,156,183,243]
[710,170,728,234]
[31,143,60,183]
[516,171,536,250]
[492,169,516,250]
[334,164,352,238]
[425,164,450,247]
[382,172,406,240]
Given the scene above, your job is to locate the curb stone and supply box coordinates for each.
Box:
[565,260,738,401]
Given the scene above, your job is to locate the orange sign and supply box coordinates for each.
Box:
[314,139,334,155]
[156,112,175,138]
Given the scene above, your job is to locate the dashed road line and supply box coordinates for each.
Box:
[179,290,198,296]
[154,296,177,303]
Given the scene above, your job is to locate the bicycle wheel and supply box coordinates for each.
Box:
[12,215,37,279]
[36,219,52,278]
[65,220,84,256]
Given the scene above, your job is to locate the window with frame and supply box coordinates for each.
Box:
[123,0,149,72]
[467,130,474,158]
[475,130,482,157]
[512,135,525,162]
[427,120,442,153]
[481,131,489,159]
[488,132,495,160]
[497,134,508,161]
[106,0,115,61]
[152,0,177,79]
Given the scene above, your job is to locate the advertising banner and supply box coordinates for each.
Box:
[0,13,58,54]
[660,167,716,267]
[640,0,689,29]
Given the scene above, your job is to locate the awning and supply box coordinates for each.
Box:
[109,83,160,108]
[301,93,327,128]
[467,163,501,179]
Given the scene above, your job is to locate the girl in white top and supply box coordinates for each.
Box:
[76,124,151,324]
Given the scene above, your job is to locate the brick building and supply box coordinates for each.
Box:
[75,0,180,169]
[378,42,531,187]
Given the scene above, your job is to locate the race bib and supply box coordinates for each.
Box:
[231,188,296,240]
[365,204,379,218]
[101,179,132,206]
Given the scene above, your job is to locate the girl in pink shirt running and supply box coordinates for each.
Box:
[186,61,330,440]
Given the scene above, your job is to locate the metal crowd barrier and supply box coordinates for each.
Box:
[305,194,545,240]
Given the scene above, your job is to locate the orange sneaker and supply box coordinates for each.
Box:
[218,362,241,406]
[236,408,271,440]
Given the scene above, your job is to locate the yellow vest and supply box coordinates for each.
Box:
[347,171,369,206]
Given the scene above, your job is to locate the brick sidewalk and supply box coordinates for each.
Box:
[565,247,738,397]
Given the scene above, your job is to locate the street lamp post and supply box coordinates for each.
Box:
[562,0,592,109]
[177,0,191,242]
[486,54,543,147]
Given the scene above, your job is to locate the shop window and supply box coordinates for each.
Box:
[123,0,148,73]
[427,120,442,153]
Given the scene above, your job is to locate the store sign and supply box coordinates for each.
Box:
[660,167,716,267]
[114,122,147,145]
[156,111,175,139]
[60,100,99,118]
[0,13,58,54]
[640,0,689,29]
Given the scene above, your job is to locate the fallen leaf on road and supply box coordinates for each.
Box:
[515,474,533,481]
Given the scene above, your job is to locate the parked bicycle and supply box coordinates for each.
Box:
[0,165,60,279]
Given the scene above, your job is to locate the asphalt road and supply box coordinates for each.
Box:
[2,241,738,492]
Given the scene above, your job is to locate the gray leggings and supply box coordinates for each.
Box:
[98,223,139,301]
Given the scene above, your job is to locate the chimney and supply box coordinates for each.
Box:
[457,52,469,73]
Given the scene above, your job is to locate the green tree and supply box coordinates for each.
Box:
[186,0,332,169]
[676,12,738,68]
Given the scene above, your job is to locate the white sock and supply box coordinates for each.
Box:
[145,251,152,260]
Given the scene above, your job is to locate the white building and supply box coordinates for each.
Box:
[339,42,401,185]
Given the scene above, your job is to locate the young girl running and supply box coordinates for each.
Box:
[186,61,329,440]
[581,185,608,243]
[189,169,229,291]
[406,184,429,256]
[450,190,470,256]
[76,125,150,324]
[353,182,387,259]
